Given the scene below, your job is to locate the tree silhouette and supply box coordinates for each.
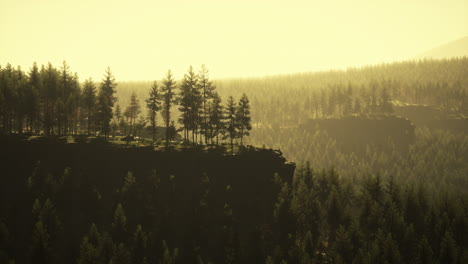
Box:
[146,81,161,145]
[112,203,127,243]
[160,70,177,147]
[131,225,148,264]
[96,67,117,137]
[224,96,237,153]
[31,221,52,264]
[82,78,97,135]
[236,93,252,146]
[126,92,141,135]
[208,92,224,145]
[198,65,216,144]
[178,66,199,143]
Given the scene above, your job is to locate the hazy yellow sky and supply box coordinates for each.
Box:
[1,0,467,80]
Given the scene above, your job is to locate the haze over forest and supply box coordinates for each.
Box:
[1,1,468,264]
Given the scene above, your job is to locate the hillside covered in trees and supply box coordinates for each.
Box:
[0,57,467,263]
[112,57,468,193]
[0,136,466,263]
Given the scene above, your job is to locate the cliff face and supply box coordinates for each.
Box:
[0,138,295,262]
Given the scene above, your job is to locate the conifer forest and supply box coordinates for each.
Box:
[1,1,468,263]
[1,57,467,263]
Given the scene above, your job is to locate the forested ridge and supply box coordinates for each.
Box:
[0,58,467,263]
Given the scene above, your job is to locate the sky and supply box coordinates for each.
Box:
[1,0,467,81]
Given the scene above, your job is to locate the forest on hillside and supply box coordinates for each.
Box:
[114,57,468,193]
[0,58,467,263]
[0,139,466,264]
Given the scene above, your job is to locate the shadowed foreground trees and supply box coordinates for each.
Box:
[0,140,465,263]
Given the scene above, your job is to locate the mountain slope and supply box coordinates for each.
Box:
[416,36,468,59]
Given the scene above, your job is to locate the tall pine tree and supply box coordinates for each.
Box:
[224,96,237,154]
[160,70,177,147]
[96,67,117,137]
[236,93,251,146]
[146,81,161,145]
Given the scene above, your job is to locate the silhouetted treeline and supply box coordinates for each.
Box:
[0,63,252,148]
[0,139,466,263]
[0,62,116,137]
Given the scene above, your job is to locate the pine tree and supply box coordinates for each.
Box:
[87,223,101,247]
[57,61,71,135]
[96,67,117,137]
[126,92,141,135]
[112,203,127,243]
[178,68,193,143]
[31,221,52,264]
[332,226,353,263]
[236,93,252,146]
[42,63,59,135]
[120,171,136,195]
[132,225,148,264]
[178,66,200,144]
[82,78,97,135]
[146,81,162,145]
[78,236,100,264]
[16,67,29,134]
[197,65,216,144]
[208,92,224,145]
[224,96,237,154]
[69,72,81,135]
[27,62,41,133]
[32,198,62,240]
[160,70,177,148]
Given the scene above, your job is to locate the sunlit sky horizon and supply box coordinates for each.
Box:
[1,0,467,81]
